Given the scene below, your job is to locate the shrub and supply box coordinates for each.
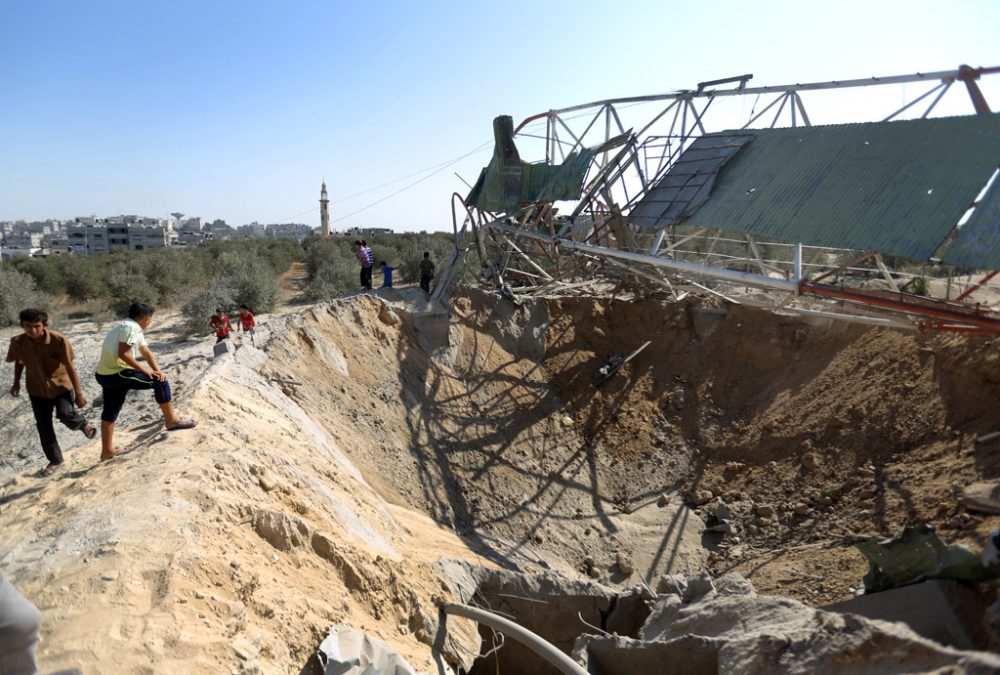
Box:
[0,267,52,327]
[910,276,931,296]
[215,250,280,312]
[181,278,237,335]
[105,272,160,316]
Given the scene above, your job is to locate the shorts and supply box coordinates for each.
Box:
[95,369,172,422]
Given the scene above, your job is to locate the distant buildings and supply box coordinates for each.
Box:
[343,226,394,237]
[0,210,391,260]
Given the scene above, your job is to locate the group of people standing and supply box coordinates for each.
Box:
[352,240,436,296]
[6,304,197,475]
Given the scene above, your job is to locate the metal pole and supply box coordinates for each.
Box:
[485,219,800,292]
[441,603,589,675]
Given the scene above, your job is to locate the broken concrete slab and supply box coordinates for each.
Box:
[574,580,1000,674]
[436,560,649,675]
[823,579,990,650]
[960,481,1000,514]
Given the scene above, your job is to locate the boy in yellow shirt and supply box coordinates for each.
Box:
[95,303,196,460]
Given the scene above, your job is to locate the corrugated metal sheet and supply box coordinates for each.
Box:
[943,172,1000,268]
[630,134,753,229]
[466,115,596,212]
[669,114,1000,263]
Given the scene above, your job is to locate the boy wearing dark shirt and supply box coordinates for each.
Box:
[419,251,435,295]
[6,308,95,475]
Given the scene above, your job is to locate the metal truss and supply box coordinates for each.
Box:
[438,65,1000,333]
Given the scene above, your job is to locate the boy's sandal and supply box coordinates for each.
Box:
[81,422,97,439]
[41,463,64,475]
[166,418,198,431]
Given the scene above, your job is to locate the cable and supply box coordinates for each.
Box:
[331,141,492,204]
[330,141,493,224]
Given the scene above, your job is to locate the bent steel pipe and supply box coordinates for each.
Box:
[441,602,589,675]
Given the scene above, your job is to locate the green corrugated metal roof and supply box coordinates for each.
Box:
[676,114,1000,263]
[466,115,596,212]
[944,172,1000,268]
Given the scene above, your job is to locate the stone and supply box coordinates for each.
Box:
[195,591,206,600]
[793,503,811,516]
[656,493,670,507]
[801,452,821,471]
[615,551,634,575]
[688,490,714,506]
[251,509,309,551]
[378,308,401,326]
[755,504,776,518]
[100,573,118,582]
[682,572,716,602]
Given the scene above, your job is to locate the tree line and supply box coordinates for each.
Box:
[0,239,300,331]
[0,233,475,331]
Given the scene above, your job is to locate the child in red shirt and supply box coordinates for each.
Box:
[237,305,256,345]
[209,308,232,344]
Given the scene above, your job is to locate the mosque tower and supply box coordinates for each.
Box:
[320,180,330,236]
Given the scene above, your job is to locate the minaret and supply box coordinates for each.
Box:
[320,180,330,236]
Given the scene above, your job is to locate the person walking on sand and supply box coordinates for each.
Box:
[95,303,196,461]
[354,239,374,290]
[6,308,96,476]
[209,308,233,344]
[419,251,435,296]
[237,304,256,346]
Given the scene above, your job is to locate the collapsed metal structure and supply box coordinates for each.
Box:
[436,65,1000,334]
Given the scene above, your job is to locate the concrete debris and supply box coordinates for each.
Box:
[317,625,417,675]
[655,572,717,603]
[824,579,989,650]
[574,576,1000,674]
[435,560,647,673]
[960,481,1000,514]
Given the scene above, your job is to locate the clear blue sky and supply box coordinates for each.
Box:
[2,0,998,231]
